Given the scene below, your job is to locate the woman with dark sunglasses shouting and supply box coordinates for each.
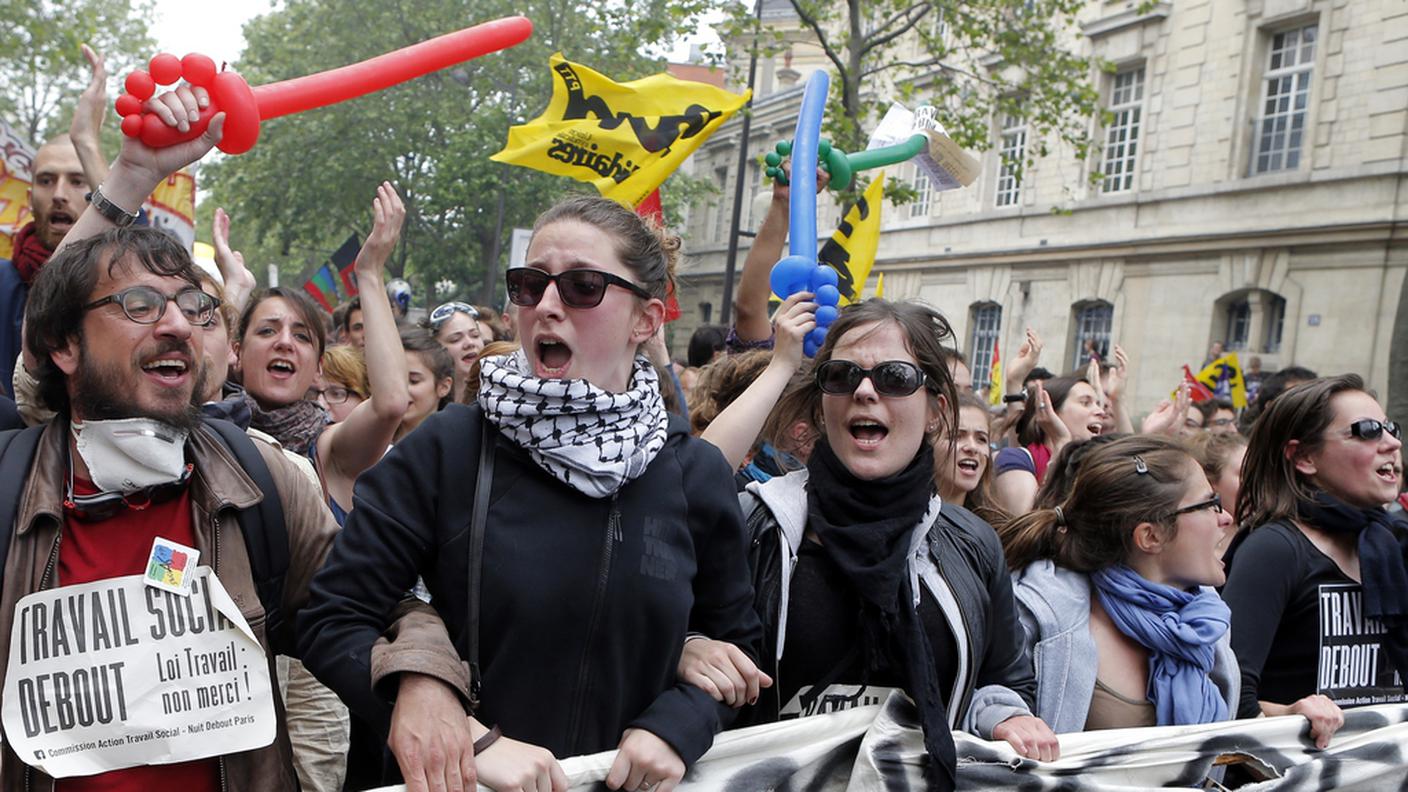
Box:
[679,299,1056,789]
[300,196,762,792]
[1002,435,1240,739]
[1222,375,1403,747]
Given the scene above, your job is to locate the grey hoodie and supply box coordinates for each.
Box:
[1011,560,1240,733]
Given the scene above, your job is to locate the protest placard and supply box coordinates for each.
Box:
[1,567,275,778]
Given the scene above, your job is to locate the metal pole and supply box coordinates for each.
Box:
[719,0,764,327]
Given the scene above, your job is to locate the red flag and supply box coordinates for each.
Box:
[634,188,681,322]
[1182,365,1216,402]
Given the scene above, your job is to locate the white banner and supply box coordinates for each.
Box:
[373,692,1408,791]
[1,568,276,778]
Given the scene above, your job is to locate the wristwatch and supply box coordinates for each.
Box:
[1002,392,1028,404]
[85,185,140,228]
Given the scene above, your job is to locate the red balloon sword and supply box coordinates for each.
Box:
[116,16,533,155]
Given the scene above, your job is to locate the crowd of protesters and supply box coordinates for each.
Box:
[0,48,1403,792]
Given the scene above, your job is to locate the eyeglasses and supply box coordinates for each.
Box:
[1165,493,1223,520]
[83,285,220,327]
[305,385,353,404]
[428,301,478,330]
[1348,419,1402,441]
[505,267,652,309]
[815,360,929,397]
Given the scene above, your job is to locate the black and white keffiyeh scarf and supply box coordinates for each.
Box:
[478,350,669,498]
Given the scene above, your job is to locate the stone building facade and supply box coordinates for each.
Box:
[673,0,1408,415]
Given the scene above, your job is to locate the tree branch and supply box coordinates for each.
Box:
[861,3,930,57]
[789,0,850,83]
[860,57,1000,86]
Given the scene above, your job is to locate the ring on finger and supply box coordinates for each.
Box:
[637,780,655,791]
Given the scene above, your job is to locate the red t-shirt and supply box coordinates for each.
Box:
[54,476,220,792]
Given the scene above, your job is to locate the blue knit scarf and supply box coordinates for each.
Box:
[1091,565,1230,726]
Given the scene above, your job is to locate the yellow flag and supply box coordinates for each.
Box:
[873,272,884,299]
[492,53,750,208]
[0,118,36,261]
[1195,352,1249,409]
[988,339,1004,406]
[817,172,885,305]
[144,168,196,250]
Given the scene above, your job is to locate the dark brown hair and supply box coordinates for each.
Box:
[238,287,329,357]
[939,390,1010,527]
[1001,435,1197,572]
[532,195,678,300]
[1238,374,1365,529]
[1014,375,1093,447]
[400,327,454,411]
[25,228,201,415]
[1034,433,1129,509]
[771,299,959,453]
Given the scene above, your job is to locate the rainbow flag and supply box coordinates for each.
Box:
[304,263,339,311]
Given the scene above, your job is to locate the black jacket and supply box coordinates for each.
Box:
[738,471,1036,735]
[299,403,762,767]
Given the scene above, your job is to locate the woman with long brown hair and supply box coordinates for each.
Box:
[934,390,1008,527]
[1004,435,1239,733]
[1222,375,1396,747]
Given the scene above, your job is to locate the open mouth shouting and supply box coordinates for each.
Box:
[534,335,573,378]
[1087,421,1104,436]
[1377,461,1398,486]
[956,457,981,476]
[849,417,889,450]
[140,353,192,387]
[267,358,298,380]
[47,209,76,235]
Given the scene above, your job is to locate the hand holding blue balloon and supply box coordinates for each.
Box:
[768,71,841,357]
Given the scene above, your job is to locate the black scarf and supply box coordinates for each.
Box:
[805,439,953,790]
[201,382,253,430]
[1300,491,1408,690]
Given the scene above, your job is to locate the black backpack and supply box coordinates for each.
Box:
[0,418,290,645]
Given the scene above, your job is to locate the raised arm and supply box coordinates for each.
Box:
[318,182,409,482]
[733,160,829,345]
[700,291,815,468]
[56,84,225,257]
[211,208,257,314]
[69,44,111,194]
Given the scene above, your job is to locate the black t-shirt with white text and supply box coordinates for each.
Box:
[1224,522,1406,717]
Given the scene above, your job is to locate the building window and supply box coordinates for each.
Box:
[910,164,932,218]
[1071,300,1114,366]
[1101,68,1144,193]
[968,303,1002,389]
[995,110,1025,207]
[698,301,713,325]
[1253,24,1317,174]
[1226,300,1251,350]
[712,165,730,242]
[1265,294,1287,353]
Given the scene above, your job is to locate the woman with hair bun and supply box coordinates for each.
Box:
[1004,435,1239,733]
[301,195,762,792]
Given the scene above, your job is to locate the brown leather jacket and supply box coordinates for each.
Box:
[2,419,348,792]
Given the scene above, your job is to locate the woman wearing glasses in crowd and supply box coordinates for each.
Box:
[426,300,485,403]
[1002,435,1239,733]
[681,299,1059,784]
[1221,375,1400,747]
[312,345,369,425]
[234,182,408,525]
[300,196,762,792]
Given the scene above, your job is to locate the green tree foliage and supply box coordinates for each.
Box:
[0,0,154,145]
[720,0,1103,205]
[202,0,716,306]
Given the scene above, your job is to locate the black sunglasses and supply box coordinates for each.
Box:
[1349,419,1401,441]
[84,285,220,327]
[815,360,929,397]
[1165,493,1223,520]
[505,267,652,309]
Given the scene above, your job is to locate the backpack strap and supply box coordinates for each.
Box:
[0,425,46,583]
[200,417,289,648]
[467,414,497,712]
